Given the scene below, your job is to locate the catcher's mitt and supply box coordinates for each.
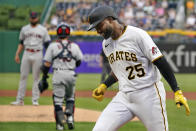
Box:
[38,78,48,93]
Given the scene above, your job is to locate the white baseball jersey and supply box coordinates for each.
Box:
[44,40,83,70]
[102,25,163,92]
[19,24,51,50]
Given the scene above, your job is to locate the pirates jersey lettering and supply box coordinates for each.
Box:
[102,25,163,92]
[108,51,137,64]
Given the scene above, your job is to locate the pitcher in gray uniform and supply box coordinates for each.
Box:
[11,12,51,106]
[38,24,83,130]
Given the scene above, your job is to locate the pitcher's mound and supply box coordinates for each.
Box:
[0,105,138,122]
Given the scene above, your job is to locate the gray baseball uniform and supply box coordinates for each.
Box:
[44,39,83,107]
[16,24,51,103]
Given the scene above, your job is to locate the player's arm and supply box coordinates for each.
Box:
[76,60,81,67]
[43,28,51,49]
[138,29,190,115]
[16,26,25,64]
[103,72,118,87]
[38,61,51,93]
[42,61,51,77]
[43,41,51,49]
[41,61,51,82]
[153,56,179,92]
[99,50,104,67]
[99,55,103,67]
[153,56,190,115]
[38,44,52,93]
[92,72,118,101]
[15,42,24,64]
[75,44,83,68]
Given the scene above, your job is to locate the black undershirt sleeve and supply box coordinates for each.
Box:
[153,56,180,92]
[103,72,118,88]
[43,41,51,49]
[20,40,24,45]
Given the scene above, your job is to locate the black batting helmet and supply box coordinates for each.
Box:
[57,24,71,38]
[87,6,117,31]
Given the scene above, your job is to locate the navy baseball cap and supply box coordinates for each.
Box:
[30,12,38,18]
[87,6,117,31]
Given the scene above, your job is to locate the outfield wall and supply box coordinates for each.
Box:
[0,31,196,73]
[0,31,20,72]
[158,44,196,73]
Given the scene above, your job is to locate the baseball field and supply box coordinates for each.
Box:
[0,73,196,131]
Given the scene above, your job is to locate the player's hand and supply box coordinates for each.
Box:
[15,55,20,64]
[92,84,107,101]
[174,90,190,116]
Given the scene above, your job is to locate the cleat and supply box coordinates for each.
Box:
[56,123,64,130]
[32,100,39,106]
[10,101,24,106]
[67,115,74,130]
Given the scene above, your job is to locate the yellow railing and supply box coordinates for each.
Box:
[49,29,196,36]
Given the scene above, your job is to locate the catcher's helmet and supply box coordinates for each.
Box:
[87,6,117,31]
[57,24,70,38]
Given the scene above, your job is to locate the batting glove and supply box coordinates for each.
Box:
[174,90,190,116]
[92,84,107,101]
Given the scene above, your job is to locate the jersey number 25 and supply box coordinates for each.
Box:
[126,64,145,80]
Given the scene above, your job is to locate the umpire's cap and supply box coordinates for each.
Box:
[57,23,70,38]
[87,6,117,31]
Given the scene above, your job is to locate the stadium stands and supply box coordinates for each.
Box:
[47,0,196,31]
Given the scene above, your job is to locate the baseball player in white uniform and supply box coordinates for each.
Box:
[88,6,190,131]
[38,24,83,130]
[11,12,51,106]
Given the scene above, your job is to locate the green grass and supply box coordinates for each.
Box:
[0,122,146,131]
[0,73,196,131]
[161,73,196,92]
[0,73,117,91]
[0,122,95,131]
[0,73,196,91]
[0,96,196,130]
[0,97,111,111]
[0,99,195,131]
[1,96,196,115]
[166,100,196,131]
[1,96,196,130]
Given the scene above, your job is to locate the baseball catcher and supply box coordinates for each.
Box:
[38,23,83,130]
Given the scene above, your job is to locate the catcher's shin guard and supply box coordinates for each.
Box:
[56,110,66,125]
[65,100,75,129]
[54,105,66,125]
[65,100,75,115]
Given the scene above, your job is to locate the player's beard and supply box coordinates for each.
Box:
[30,21,38,26]
[103,26,113,39]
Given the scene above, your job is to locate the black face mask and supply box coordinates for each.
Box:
[103,26,113,39]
